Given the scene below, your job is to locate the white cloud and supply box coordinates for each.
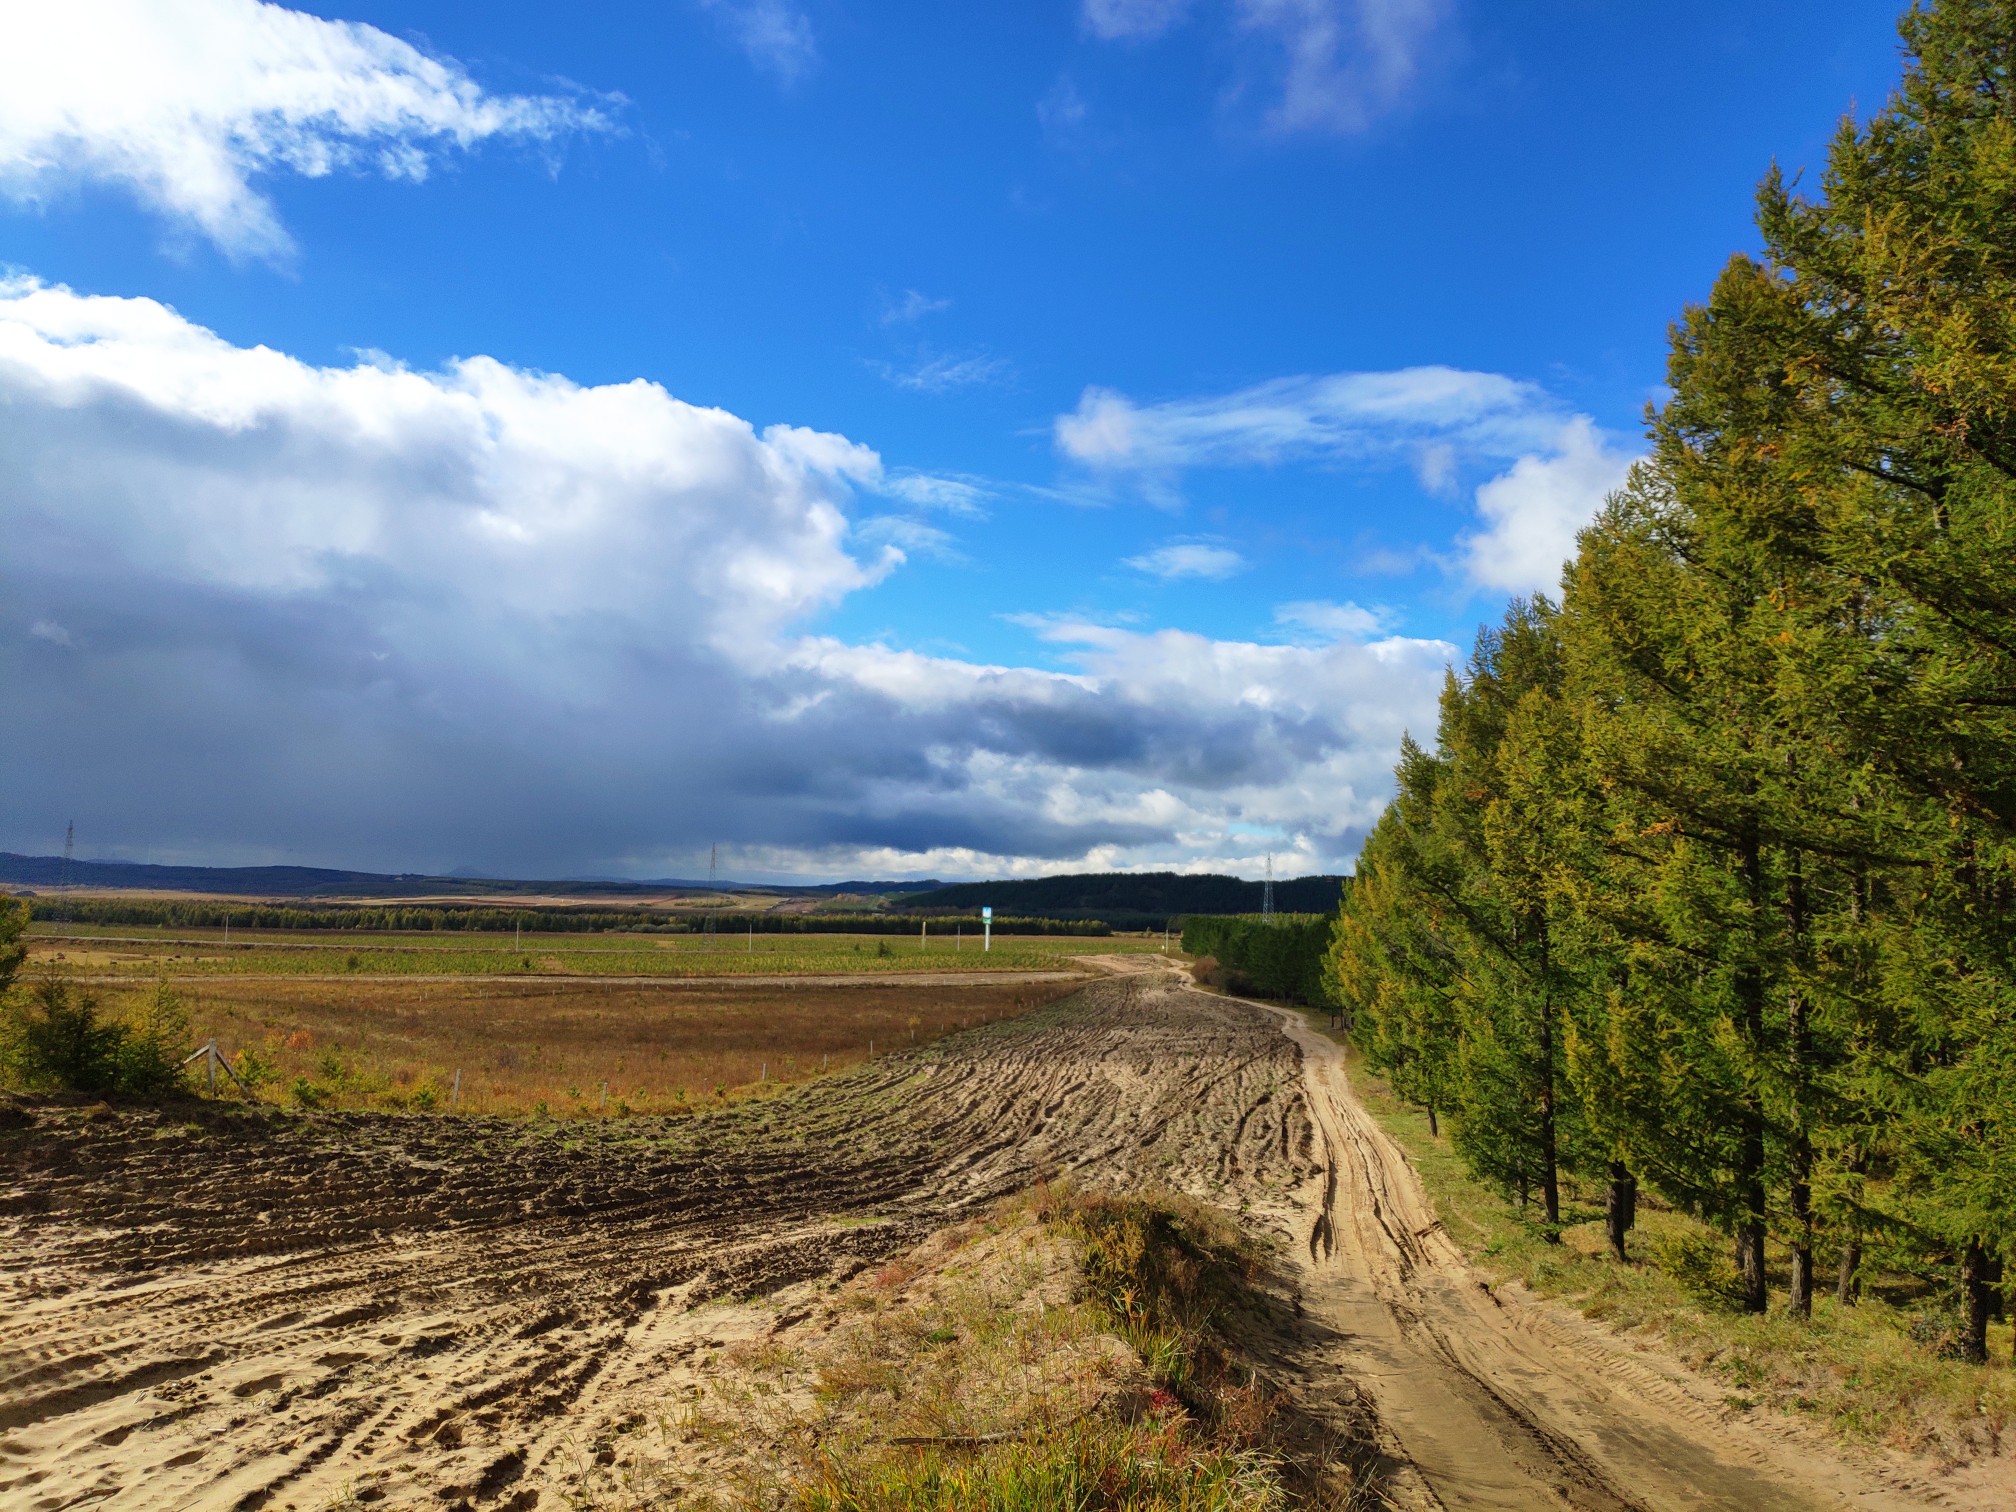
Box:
[29,618,74,647]
[855,515,964,563]
[880,473,991,517]
[1079,0,1444,135]
[1124,543,1248,580]
[0,274,1452,880]
[1037,76,1091,142]
[1274,599,1386,639]
[1459,417,1637,594]
[1083,0,1193,41]
[1234,0,1446,134]
[871,351,1015,394]
[879,289,951,326]
[1056,368,1640,600]
[0,0,612,260]
[698,0,818,84]
[1055,367,1565,477]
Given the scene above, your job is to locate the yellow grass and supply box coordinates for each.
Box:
[84,975,1081,1117]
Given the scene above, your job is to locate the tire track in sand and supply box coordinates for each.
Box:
[1262,995,1968,1512]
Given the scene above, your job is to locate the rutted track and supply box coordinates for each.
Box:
[0,977,1312,1510]
[1268,999,1962,1512]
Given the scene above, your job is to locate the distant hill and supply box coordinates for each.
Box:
[900,871,1347,922]
[0,853,936,901]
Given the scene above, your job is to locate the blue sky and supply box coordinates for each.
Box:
[0,0,1906,881]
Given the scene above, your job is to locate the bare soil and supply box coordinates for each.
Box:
[0,970,1999,1510]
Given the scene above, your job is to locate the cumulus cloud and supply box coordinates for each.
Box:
[0,275,1451,879]
[1124,543,1248,581]
[1078,0,1445,135]
[0,0,612,261]
[697,0,819,83]
[1459,418,1637,594]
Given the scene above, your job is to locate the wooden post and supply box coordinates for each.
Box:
[206,1041,217,1096]
[600,1081,608,1111]
[452,1069,461,1110]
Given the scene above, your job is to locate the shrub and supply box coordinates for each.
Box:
[2,974,188,1097]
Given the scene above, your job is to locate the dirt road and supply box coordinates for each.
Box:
[0,971,1978,1509]
[1265,999,1969,1512]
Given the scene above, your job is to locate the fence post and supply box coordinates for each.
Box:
[452,1069,461,1110]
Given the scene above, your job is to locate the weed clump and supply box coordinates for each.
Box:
[789,1418,1285,1512]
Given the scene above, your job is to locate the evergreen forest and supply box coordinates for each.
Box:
[1329,0,2016,1364]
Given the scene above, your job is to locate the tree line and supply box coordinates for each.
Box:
[24,897,1112,937]
[1180,915,1334,1005]
[1329,0,2016,1362]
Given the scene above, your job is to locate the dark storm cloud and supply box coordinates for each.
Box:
[0,277,1448,879]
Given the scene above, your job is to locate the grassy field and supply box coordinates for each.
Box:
[25,925,1164,979]
[10,923,1156,1116]
[68,973,1083,1117]
[1292,1008,2016,1471]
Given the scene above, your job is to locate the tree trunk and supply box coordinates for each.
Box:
[1538,1017,1561,1237]
[1426,1104,1438,1138]
[1736,1219,1768,1315]
[1785,849,1814,1319]
[1606,1161,1637,1262]
[1961,1237,1992,1364]
[1735,830,1770,1316]
[1836,1240,1861,1306]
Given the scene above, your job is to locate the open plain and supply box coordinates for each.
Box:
[0,968,2001,1510]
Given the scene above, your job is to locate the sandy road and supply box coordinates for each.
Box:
[1266,997,1960,1512]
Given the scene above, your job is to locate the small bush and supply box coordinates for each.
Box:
[1651,1229,1746,1311]
[2,975,188,1097]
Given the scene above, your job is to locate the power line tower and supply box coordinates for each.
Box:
[59,820,75,924]
[1262,853,1275,925]
[705,843,719,951]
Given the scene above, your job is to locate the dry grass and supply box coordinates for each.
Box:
[76,975,1079,1117]
[582,1190,1379,1512]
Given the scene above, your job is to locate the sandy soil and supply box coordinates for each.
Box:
[0,976,1309,1510]
[1,970,2001,1510]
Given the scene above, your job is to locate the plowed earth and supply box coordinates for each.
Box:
[0,970,1989,1511]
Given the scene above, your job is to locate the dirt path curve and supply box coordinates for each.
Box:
[1265,997,1951,1512]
